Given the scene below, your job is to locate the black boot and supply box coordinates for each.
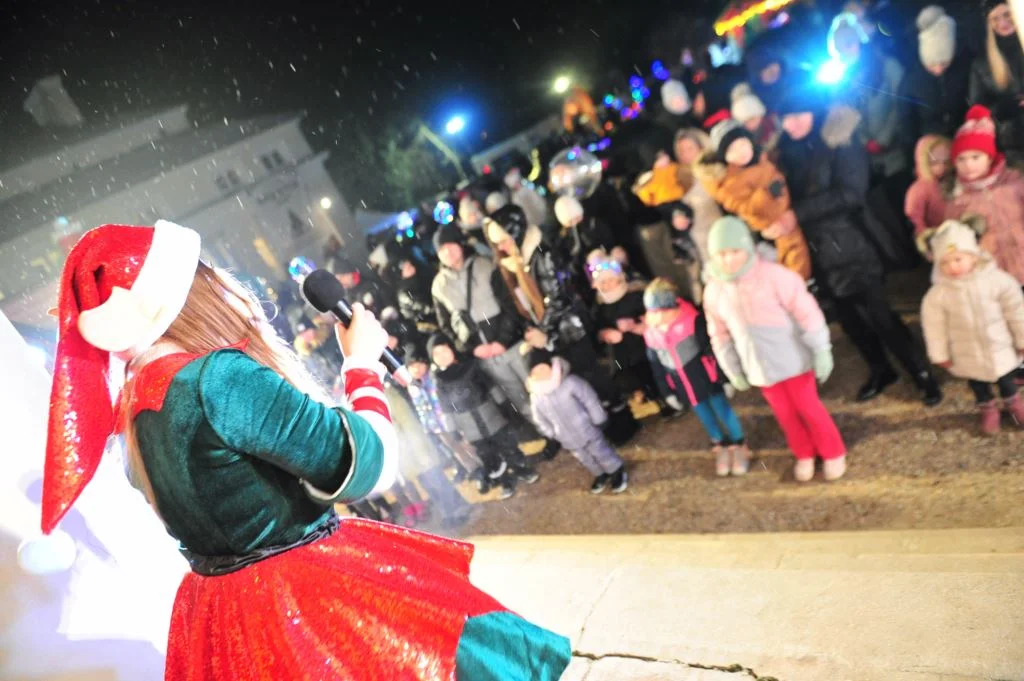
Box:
[539,439,561,460]
[856,367,898,402]
[914,370,943,407]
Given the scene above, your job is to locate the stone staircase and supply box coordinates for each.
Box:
[467,528,1024,681]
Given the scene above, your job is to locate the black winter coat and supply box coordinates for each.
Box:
[593,286,649,370]
[969,35,1024,156]
[900,50,972,142]
[776,106,884,298]
[521,233,592,348]
[396,272,438,332]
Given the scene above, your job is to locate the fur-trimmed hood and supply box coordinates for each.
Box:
[692,149,727,185]
[819,105,862,149]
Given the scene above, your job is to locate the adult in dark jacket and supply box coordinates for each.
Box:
[774,91,943,406]
[326,254,396,316]
[969,1,1024,161]
[485,205,640,445]
[900,6,973,144]
[743,20,808,116]
[430,223,559,456]
[395,256,439,334]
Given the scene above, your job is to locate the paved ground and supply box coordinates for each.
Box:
[468,529,1024,681]
[449,267,1024,538]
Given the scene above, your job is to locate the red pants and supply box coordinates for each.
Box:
[760,371,846,460]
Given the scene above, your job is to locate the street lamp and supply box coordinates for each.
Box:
[445,115,466,135]
[416,120,470,183]
[553,75,572,94]
[319,196,333,210]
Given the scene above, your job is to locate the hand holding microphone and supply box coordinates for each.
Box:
[335,303,388,364]
[302,269,410,384]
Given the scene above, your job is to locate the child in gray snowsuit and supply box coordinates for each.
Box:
[527,349,628,494]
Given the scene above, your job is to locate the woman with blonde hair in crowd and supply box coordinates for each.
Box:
[970,1,1024,160]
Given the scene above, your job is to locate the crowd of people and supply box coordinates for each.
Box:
[274,1,1024,529]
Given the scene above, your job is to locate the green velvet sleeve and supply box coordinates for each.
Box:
[197,350,381,504]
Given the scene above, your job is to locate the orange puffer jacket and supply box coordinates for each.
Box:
[694,152,812,280]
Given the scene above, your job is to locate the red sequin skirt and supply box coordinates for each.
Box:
[165,518,509,681]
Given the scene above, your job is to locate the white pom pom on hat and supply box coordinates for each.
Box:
[18,530,77,575]
[917,5,957,68]
[554,195,585,227]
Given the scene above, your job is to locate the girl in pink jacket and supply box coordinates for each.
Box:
[703,217,847,483]
[944,105,1024,286]
[643,278,751,477]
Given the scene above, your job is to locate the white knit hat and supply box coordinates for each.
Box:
[709,118,743,155]
[484,191,508,214]
[554,195,585,227]
[661,79,692,116]
[730,83,767,124]
[929,219,981,258]
[917,6,956,68]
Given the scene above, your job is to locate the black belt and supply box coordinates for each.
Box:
[184,513,341,576]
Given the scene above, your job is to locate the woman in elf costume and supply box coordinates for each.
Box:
[30,221,571,681]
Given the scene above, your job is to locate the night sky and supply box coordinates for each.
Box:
[2,0,719,205]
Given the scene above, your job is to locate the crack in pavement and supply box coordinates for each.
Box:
[571,651,781,680]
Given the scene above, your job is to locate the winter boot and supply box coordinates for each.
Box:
[729,443,751,476]
[914,371,943,407]
[590,473,611,494]
[713,444,730,477]
[609,466,629,493]
[1005,393,1024,427]
[823,455,847,481]
[979,400,1001,436]
[856,368,898,402]
[793,457,816,483]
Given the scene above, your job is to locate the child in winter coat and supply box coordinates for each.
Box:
[428,333,538,499]
[920,219,1024,434]
[403,335,482,482]
[527,349,628,494]
[588,253,660,403]
[944,105,1024,286]
[663,201,704,304]
[695,119,812,280]
[703,217,847,483]
[643,278,751,476]
[906,135,952,238]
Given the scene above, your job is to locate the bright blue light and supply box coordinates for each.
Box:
[631,89,643,102]
[652,60,670,81]
[816,59,847,85]
[55,216,70,228]
[652,60,664,73]
[603,94,614,106]
[445,115,466,135]
[628,75,643,89]
[567,151,577,161]
[406,228,415,238]
[586,143,598,152]
[288,256,316,281]
[611,98,622,110]
[433,201,455,225]
[396,211,414,230]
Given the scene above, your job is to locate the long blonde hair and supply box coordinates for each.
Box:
[986,8,1014,91]
[118,262,328,506]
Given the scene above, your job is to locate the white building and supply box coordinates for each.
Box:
[0,79,359,330]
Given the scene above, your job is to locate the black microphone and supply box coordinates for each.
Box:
[301,269,410,383]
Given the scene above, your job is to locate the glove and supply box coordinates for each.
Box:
[813,348,834,384]
[664,395,684,411]
[728,374,751,392]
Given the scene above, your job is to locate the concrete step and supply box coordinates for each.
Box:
[467,529,1024,681]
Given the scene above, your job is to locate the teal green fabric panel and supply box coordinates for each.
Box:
[197,349,349,492]
[311,409,384,504]
[455,611,572,681]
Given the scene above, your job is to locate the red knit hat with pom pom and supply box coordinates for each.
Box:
[951,105,998,160]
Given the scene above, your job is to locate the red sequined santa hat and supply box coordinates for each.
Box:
[951,105,998,160]
[41,220,200,534]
